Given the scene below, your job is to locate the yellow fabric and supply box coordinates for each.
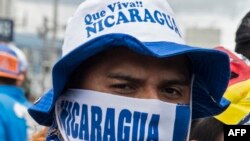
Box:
[215,79,250,124]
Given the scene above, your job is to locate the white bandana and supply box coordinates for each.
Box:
[55,89,191,141]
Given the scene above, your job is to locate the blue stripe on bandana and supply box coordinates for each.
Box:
[173,105,190,141]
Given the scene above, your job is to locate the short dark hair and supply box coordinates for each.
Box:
[235,42,250,59]
[190,117,224,141]
[235,11,250,59]
[0,77,17,85]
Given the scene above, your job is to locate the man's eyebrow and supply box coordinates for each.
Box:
[160,79,191,86]
[107,72,190,85]
[106,72,144,83]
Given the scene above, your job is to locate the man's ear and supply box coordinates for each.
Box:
[16,73,25,86]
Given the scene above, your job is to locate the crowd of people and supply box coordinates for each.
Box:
[0,0,249,141]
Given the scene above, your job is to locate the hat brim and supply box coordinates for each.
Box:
[0,71,23,80]
[28,33,230,126]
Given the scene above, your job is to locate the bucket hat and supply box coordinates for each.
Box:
[28,0,230,126]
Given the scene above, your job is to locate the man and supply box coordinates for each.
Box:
[8,43,42,140]
[0,43,31,141]
[28,0,230,140]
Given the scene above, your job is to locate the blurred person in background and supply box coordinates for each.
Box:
[235,11,250,60]
[8,43,34,101]
[0,43,31,141]
[0,43,40,141]
[28,0,230,140]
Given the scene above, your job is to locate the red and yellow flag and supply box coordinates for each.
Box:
[215,47,250,125]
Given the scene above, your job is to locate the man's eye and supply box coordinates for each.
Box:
[160,87,182,99]
[110,84,135,94]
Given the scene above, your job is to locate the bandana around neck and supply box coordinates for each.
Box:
[55,89,191,141]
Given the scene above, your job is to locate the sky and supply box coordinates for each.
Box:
[19,0,250,18]
[16,0,250,50]
[168,0,250,17]
[19,0,83,5]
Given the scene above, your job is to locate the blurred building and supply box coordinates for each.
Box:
[0,0,15,18]
[174,14,239,50]
[0,0,80,97]
[185,27,221,48]
[168,0,250,51]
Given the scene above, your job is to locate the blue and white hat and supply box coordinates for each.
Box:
[28,0,230,126]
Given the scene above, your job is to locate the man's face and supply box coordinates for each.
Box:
[71,47,191,104]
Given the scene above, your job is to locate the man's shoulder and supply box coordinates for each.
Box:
[0,93,16,103]
[0,93,19,111]
[0,94,28,123]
